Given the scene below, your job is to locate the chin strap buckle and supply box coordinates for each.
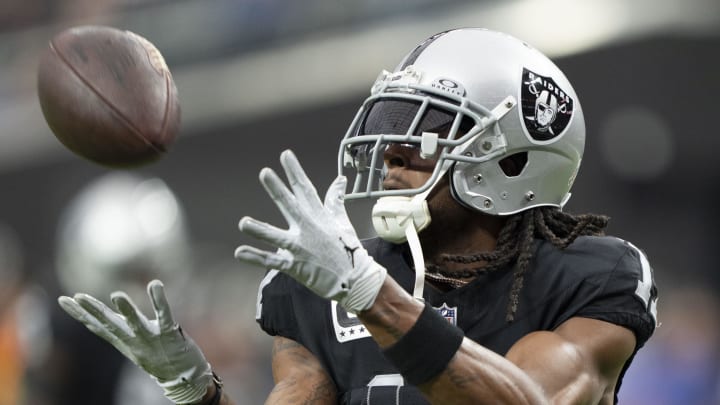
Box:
[371,195,431,244]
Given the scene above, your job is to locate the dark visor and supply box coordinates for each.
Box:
[357,99,473,137]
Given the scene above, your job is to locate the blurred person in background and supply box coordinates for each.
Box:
[23,172,191,405]
[57,28,658,405]
[0,223,29,405]
[0,222,51,405]
[29,172,272,404]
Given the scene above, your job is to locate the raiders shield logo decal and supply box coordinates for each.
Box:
[521,68,574,141]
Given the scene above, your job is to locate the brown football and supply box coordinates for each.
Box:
[37,25,180,167]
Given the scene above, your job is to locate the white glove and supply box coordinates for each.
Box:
[234,149,387,313]
[58,280,213,404]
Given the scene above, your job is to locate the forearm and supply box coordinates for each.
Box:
[265,336,337,405]
[420,341,547,404]
[359,278,546,405]
[265,375,336,404]
[357,276,425,346]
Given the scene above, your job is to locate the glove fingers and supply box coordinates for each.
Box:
[322,175,346,211]
[68,294,133,340]
[147,280,177,333]
[234,245,292,271]
[259,167,302,222]
[58,296,111,340]
[323,175,354,231]
[238,216,292,249]
[111,291,154,336]
[60,297,140,365]
[280,150,321,209]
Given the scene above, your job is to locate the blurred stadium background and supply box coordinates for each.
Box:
[0,0,719,403]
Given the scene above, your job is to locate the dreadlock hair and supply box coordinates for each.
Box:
[430,206,609,322]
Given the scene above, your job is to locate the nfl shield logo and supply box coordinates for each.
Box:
[434,303,458,326]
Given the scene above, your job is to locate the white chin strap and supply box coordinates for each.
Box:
[371,184,435,302]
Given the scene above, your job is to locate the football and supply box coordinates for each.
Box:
[37,25,180,167]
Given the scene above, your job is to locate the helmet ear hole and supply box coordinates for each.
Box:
[498,152,528,177]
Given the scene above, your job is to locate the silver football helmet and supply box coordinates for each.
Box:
[339,28,584,217]
[55,172,191,302]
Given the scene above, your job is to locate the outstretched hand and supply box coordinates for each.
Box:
[234,149,386,313]
[58,280,213,404]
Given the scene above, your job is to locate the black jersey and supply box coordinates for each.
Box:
[257,235,658,404]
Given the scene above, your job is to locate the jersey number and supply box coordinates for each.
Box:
[627,241,658,326]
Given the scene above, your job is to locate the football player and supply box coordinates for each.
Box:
[58,28,658,405]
